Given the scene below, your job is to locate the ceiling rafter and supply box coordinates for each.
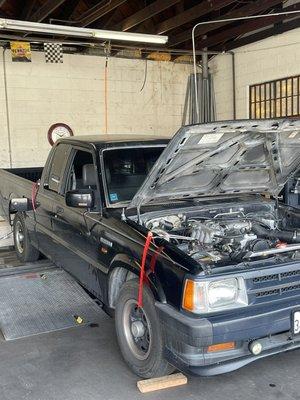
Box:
[30,0,67,22]
[99,0,141,29]
[219,17,300,51]
[68,0,84,20]
[102,8,122,29]
[20,0,37,20]
[62,0,82,20]
[156,0,236,34]
[74,0,128,27]
[197,2,300,49]
[169,0,283,47]
[113,0,182,32]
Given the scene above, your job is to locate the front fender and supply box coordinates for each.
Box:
[108,253,167,305]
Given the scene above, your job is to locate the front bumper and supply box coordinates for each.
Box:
[155,300,300,376]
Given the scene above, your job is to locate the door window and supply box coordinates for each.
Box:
[65,150,95,194]
[47,144,70,193]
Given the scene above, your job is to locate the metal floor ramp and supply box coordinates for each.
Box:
[0,262,103,340]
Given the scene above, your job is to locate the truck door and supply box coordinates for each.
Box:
[35,143,71,259]
[50,147,105,300]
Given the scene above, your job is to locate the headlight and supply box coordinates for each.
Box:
[182,277,248,314]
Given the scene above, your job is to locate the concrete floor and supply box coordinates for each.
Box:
[0,310,299,400]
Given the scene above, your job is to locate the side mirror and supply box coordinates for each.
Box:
[10,198,33,212]
[65,189,94,209]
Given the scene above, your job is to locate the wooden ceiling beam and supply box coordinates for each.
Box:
[217,17,300,51]
[156,0,236,34]
[113,0,181,32]
[30,0,67,22]
[75,0,128,27]
[197,2,300,49]
[62,0,82,19]
[169,0,283,47]
[20,0,37,20]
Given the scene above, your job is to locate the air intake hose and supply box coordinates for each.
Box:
[252,223,300,243]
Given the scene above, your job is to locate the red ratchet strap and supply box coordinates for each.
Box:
[137,231,153,308]
[31,181,39,212]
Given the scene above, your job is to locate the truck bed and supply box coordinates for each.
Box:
[0,167,43,220]
[3,167,43,182]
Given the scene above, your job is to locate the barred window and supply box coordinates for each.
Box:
[249,75,300,119]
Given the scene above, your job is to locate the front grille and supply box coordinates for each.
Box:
[256,289,280,298]
[282,284,300,293]
[281,270,300,279]
[252,269,300,285]
[253,274,278,283]
[247,267,300,303]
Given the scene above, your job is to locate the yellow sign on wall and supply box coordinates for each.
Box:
[10,41,31,62]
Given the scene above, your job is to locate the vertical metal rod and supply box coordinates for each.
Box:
[192,25,199,122]
[2,47,12,168]
[182,75,190,125]
[202,47,209,122]
[230,51,236,120]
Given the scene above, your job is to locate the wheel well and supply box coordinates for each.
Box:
[108,266,137,309]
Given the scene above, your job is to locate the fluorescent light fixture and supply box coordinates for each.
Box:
[0,19,168,45]
[92,30,167,44]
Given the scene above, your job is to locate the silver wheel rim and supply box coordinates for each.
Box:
[122,299,152,361]
[15,220,24,254]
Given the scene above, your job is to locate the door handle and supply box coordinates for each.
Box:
[56,206,64,215]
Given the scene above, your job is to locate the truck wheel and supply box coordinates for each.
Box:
[13,214,40,262]
[115,279,174,378]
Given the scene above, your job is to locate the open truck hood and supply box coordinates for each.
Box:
[129,119,300,209]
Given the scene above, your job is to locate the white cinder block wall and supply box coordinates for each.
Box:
[209,27,300,121]
[0,50,191,168]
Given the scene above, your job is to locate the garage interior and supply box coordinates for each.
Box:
[0,0,299,399]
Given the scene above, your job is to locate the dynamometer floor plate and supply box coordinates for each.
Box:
[0,267,102,340]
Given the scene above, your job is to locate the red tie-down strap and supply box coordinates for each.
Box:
[149,245,164,273]
[31,181,39,212]
[137,231,153,308]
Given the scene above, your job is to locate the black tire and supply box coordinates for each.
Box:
[13,214,40,262]
[115,279,175,378]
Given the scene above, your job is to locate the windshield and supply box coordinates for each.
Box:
[103,146,165,205]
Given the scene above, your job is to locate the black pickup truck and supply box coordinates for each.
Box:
[1,119,300,379]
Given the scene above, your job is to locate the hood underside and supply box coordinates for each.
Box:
[129,119,300,208]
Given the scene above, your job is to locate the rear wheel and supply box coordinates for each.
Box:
[115,279,174,378]
[13,214,40,262]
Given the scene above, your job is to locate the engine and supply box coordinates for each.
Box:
[143,208,300,265]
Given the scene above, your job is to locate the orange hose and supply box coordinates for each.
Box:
[31,181,39,212]
[104,58,108,134]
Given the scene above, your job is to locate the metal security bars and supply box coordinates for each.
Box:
[249,75,300,119]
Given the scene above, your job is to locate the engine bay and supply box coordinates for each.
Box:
[140,198,300,266]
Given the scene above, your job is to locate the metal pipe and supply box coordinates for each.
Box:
[202,47,209,122]
[230,51,236,120]
[2,47,12,168]
[192,24,199,121]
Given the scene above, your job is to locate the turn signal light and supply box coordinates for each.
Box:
[207,342,236,353]
[182,279,195,311]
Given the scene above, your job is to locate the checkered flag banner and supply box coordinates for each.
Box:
[44,43,63,63]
